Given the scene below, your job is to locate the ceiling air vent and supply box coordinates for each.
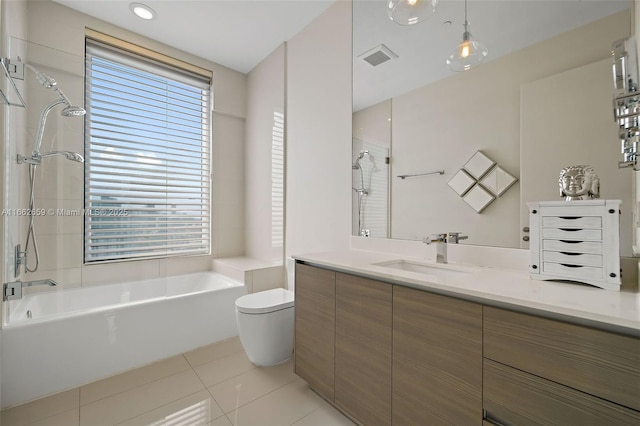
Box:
[358,44,398,67]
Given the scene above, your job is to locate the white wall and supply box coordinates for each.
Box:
[1,0,247,291]
[286,0,352,265]
[245,44,285,264]
[389,11,630,247]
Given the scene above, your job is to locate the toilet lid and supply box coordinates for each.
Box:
[235,288,294,314]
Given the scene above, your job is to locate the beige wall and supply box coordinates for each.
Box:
[286,0,352,270]
[388,11,630,247]
[2,0,247,291]
[353,99,391,149]
[521,58,632,256]
[245,44,285,264]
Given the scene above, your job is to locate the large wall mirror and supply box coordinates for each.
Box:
[352,0,634,256]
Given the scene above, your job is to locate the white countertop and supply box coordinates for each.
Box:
[294,249,640,337]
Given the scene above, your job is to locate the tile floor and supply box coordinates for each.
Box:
[1,337,355,426]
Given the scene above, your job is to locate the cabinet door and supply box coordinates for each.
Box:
[484,359,640,425]
[393,286,482,425]
[294,263,335,401]
[335,273,392,425]
[484,306,640,411]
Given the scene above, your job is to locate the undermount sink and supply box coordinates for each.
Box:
[372,259,474,281]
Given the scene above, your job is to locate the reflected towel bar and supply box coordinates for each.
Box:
[397,170,445,179]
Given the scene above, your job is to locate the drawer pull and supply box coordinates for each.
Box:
[560,263,583,268]
[559,240,583,244]
[559,252,581,256]
[559,228,582,232]
[558,216,582,220]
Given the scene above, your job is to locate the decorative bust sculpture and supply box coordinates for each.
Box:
[559,165,600,201]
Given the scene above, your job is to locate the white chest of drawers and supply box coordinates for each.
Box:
[528,200,621,291]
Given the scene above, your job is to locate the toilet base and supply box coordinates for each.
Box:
[236,306,295,367]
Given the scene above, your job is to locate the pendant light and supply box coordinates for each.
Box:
[446,0,488,71]
[388,0,439,26]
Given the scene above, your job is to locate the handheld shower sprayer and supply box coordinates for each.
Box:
[21,64,86,163]
[16,65,87,275]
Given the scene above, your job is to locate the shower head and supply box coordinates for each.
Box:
[39,151,85,163]
[61,105,86,117]
[25,64,86,157]
[352,150,370,170]
[26,63,85,115]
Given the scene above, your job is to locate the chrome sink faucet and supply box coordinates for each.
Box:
[423,232,468,264]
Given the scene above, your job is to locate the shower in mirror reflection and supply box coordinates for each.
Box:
[352,141,389,238]
[15,63,85,274]
[353,149,371,236]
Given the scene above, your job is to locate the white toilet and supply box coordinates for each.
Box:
[235,288,295,366]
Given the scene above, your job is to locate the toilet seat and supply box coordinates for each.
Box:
[235,288,294,314]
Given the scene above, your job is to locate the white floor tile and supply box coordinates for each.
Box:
[1,345,353,426]
[1,389,79,426]
[81,355,191,405]
[208,415,233,426]
[193,352,256,387]
[28,409,80,426]
[184,337,245,368]
[80,370,204,426]
[208,360,297,413]
[227,379,325,426]
[291,404,356,426]
[115,390,224,426]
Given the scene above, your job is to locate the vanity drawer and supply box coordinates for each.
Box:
[542,216,602,229]
[484,307,640,412]
[542,239,602,254]
[541,228,602,241]
[542,262,603,280]
[483,359,640,425]
[542,251,602,267]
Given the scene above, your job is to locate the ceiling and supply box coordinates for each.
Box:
[51,0,631,111]
[354,0,631,111]
[52,0,335,74]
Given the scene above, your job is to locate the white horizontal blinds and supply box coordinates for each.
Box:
[272,111,284,249]
[85,38,211,263]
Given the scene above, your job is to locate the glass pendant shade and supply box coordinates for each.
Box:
[387,0,439,26]
[447,30,488,72]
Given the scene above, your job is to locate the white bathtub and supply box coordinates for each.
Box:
[1,271,247,408]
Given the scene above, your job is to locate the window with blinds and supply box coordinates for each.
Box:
[84,38,211,263]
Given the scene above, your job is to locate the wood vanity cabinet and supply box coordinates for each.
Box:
[294,263,336,401]
[294,263,640,425]
[393,286,483,425]
[483,306,640,424]
[335,273,392,425]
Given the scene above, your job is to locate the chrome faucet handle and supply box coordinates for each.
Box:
[448,232,468,244]
[423,233,448,244]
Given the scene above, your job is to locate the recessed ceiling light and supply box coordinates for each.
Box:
[129,3,156,20]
